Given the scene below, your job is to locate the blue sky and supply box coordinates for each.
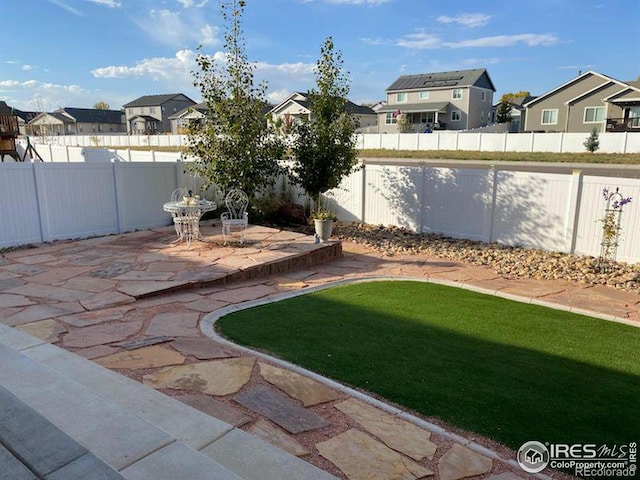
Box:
[2,0,639,111]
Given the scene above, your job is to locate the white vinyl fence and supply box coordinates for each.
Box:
[34,131,640,153]
[2,151,640,264]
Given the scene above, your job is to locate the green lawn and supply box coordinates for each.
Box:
[216,281,640,450]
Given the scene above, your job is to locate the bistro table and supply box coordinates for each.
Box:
[163,200,217,247]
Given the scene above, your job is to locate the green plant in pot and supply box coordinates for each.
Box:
[288,36,359,243]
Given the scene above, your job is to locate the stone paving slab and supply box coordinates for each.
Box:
[438,443,493,480]
[0,443,37,480]
[201,428,337,480]
[16,319,66,343]
[176,394,252,427]
[2,302,86,327]
[248,419,310,457]
[259,362,341,407]
[233,385,329,434]
[95,345,186,370]
[171,337,239,359]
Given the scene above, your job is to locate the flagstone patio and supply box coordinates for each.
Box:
[1,223,638,479]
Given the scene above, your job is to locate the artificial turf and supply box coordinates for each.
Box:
[216,280,640,450]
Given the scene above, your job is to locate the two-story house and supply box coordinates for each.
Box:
[524,71,640,133]
[123,94,196,134]
[27,108,125,136]
[377,69,496,133]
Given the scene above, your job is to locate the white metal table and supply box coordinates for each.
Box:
[163,200,217,247]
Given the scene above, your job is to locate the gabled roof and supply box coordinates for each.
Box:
[169,103,208,119]
[123,93,196,108]
[269,92,375,116]
[387,69,495,92]
[59,108,123,124]
[523,70,632,107]
[129,115,159,122]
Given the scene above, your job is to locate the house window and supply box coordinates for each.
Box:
[584,107,604,123]
[418,91,430,100]
[451,110,461,121]
[385,112,397,124]
[480,111,484,121]
[541,109,558,125]
[452,89,463,100]
[150,107,156,114]
[396,92,407,103]
[481,91,486,101]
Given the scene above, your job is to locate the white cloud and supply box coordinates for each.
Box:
[389,32,559,49]
[177,0,209,7]
[267,89,291,104]
[462,57,502,66]
[21,64,35,71]
[449,34,558,48]
[302,0,391,4]
[92,49,198,82]
[437,13,491,28]
[81,0,121,7]
[46,0,82,16]
[135,9,220,47]
[0,80,21,89]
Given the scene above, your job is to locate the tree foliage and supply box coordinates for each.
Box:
[183,0,284,205]
[496,101,512,123]
[584,127,600,153]
[93,101,110,110]
[288,37,359,210]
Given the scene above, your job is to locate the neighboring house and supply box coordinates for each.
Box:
[169,103,207,134]
[377,69,496,133]
[524,71,640,133]
[27,108,125,136]
[493,95,537,132]
[269,92,377,131]
[123,94,196,134]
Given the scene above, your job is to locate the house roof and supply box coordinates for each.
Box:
[129,115,159,122]
[58,108,123,124]
[0,101,12,115]
[169,103,208,119]
[387,69,495,92]
[523,70,633,108]
[377,102,450,114]
[269,93,375,116]
[123,93,195,108]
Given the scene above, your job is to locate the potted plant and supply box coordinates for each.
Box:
[288,37,359,242]
[310,207,337,243]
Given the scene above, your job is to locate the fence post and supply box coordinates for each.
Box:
[478,132,483,151]
[503,132,508,152]
[65,146,70,162]
[31,162,46,243]
[360,162,366,223]
[565,169,583,254]
[112,161,124,234]
[455,132,460,150]
[487,165,498,243]
[558,132,564,153]
[151,150,157,162]
[622,131,628,154]
[530,132,535,152]
[397,133,401,150]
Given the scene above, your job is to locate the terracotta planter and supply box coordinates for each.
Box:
[314,219,334,243]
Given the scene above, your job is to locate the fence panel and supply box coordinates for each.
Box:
[437,133,459,150]
[480,133,506,152]
[114,163,177,231]
[423,168,493,241]
[398,134,419,150]
[492,171,571,251]
[325,168,364,222]
[363,164,423,230]
[573,176,640,263]
[0,164,42,247]
[457,133,481,151]
[505,133,533,152]
[35,163,119,241]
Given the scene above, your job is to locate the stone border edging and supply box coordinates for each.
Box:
[201,275,636,480]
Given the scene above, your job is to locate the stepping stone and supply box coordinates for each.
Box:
[5,283,92,302]
[248,420,309,457]
[95,345,186,370]
[16,319,67,343]
[144,312,201,337]
[316,428,433,480]
[438,444,492,480]
[259,362,340,406]
[114,336,174,350]
[143,357,255,396]
[171,338,238,360]
[62,321,143,348]
[26,266,93,285]
[58,307,131,328]
[63,276,117,293]
[176,394,251,426]
[233,385,329,434]
[0,294,35,309]
[80,291,135,311]
[335,399,437,461]
[3,303,86,327]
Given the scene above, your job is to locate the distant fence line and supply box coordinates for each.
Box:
[30,131,640,154]
[2,149,640,265]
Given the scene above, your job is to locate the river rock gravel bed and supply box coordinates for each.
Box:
[333,222,640,293]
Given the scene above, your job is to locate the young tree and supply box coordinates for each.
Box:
[584,127,600,153]
[183,0,284,205]
[496,101,512,123]
[288,37,359,213]
[93,101,110,110]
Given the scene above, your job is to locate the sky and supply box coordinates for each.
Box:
[1,0,639,112]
